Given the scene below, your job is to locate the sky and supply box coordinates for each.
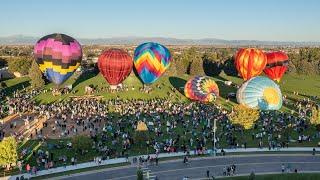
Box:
[0,0,320,41]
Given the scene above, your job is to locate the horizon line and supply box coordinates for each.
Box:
[1,34,320,43]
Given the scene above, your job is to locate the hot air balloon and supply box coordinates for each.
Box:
[184,76,219,102]
[234,48,267,81]
[236,76,282,110]
[34,33,82,86]
[98,49,133,89]
[263,51,289,82]
[133,42,171,84]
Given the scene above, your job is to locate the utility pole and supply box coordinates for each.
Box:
[213,118,217,157]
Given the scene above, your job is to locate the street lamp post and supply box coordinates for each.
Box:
[213,118,217,157]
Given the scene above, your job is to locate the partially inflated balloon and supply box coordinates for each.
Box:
[234,48,267,81]
[236,76,282,110]
[98,49,133,88]
[133,42,171,84]
[184,76,219,102]
[34,33,82,85]
[264,51,289,82]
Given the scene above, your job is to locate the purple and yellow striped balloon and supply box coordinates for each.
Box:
[34,33,82,85]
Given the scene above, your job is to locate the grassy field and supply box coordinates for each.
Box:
[220,173,320,180]
[2,72,320,176]
[3,71,320,111]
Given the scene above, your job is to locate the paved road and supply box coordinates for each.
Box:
[57,154,320,180]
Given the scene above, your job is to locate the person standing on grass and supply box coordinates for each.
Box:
[17,161,22,173]
[71,157,75,165]
[26,164,30,174]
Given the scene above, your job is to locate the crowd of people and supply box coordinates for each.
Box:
[0,84,320,172]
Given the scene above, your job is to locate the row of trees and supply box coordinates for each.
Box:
[171,47,320,77]
[288,48,320,75]
[172,47,235,76]
[3,47,320,89]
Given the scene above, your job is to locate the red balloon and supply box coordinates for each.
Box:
[98,49,133,87]
[264,51,289,82]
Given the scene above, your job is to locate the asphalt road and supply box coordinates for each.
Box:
[58,154,320,180]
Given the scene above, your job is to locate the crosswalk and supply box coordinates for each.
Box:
[141,167,157,180]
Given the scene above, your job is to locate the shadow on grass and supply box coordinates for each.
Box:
[169,76,187,96]
[72,69,99,89]
[215,75,238,103]
[132,66,145,86]
[3,79,30,96]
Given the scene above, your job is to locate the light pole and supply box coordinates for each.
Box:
[213,118,217,157]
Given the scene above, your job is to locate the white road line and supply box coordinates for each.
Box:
[108,161,320,180]
[151,161,320,175]
[52,154,320,180]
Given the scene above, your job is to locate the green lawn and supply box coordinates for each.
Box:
[2,73,320,176]
[220,173,320,180]
[3,72,320,111]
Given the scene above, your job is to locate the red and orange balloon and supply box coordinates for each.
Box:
[98,49,133,88]
[234,48,267,81]
[263,51,289,82]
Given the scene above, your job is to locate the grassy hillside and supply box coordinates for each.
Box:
[3,72,320,112]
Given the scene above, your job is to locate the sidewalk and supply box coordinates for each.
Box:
[6,147,320,180]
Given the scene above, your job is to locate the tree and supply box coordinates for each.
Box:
[0,137,18,169]
[228,105,260,130]
[310,106,320,126]
[8,56,32,75]
[176,47,202,75]
[189,57,204,76]
[0,58,7,68]
[202,52,222,76]
[223,58,238,76]
[72,135,93,154]
[29,60,45,88]
[165,49,177,76]
[0,82,7,89]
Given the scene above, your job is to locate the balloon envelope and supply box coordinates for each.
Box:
[133,42,171,84]
[234,48,267,81]
[264,51,289,82]
[98,49,133,86]
[184,76,219,102]
[34,33,82,85]
[236,76,282,110]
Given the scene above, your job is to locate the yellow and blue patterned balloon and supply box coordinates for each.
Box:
[236,76,282,110]
[34,33,82,85]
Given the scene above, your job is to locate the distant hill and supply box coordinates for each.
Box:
[0,35,320,46]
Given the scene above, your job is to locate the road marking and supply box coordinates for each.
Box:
[193,171,320,179]
[54,154,320,180]
[108,161,320,179]
[150,161,320,174]
[158,153,318,164]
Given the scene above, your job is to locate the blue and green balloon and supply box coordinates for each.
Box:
[236,76,282,110]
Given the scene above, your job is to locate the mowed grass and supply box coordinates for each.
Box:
[220,173,320,180]
[32,72,189,104]
[2,73,320,177]
[3,72,320,111]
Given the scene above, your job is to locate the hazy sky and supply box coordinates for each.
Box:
[1,0,320,41]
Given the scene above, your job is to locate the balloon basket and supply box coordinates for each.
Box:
[110,85,118,90]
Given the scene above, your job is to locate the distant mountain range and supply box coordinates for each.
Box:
[0,35,320,46]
